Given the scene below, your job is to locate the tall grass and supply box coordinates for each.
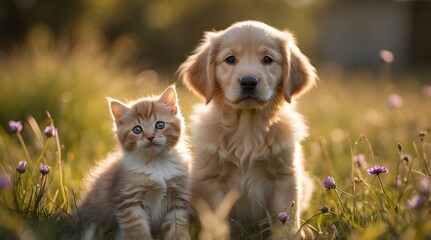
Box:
[296,65,431,239]
[0,33,430,239]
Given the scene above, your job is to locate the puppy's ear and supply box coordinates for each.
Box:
[178,32,218,104]
[281,32,317,103]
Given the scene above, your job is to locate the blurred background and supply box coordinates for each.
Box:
[2,0,431,71]
[1,0,430,188]
[1,1,431,238]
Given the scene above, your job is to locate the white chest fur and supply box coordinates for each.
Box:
[119,155,186,225]
[123,154,184,183]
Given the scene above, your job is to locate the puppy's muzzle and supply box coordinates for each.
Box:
[240,75,259,92]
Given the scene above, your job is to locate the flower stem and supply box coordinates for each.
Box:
[397,154,417,203]
[334,188,348,216]
[377,175,396,211]
[414,141,430,175]
[17,132,32,163]
[34,175,48,217]
[360,135,376,164]
[349,140,357,221]
[336,187,371,208]
[358,179,383,217]
[297,212,322,235]
[394,143,403,202]
[30,140,49,180]
[54,130,67,207]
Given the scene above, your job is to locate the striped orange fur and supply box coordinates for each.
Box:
[72,86,191,240]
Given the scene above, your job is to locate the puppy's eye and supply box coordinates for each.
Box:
[155,121,165,130]
[225,56,236,65]
[132,125,143,134]
[263,56,273,64]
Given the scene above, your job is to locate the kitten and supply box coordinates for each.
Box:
[72,86,191,240]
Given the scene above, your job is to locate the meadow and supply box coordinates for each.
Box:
[0,34,430,239]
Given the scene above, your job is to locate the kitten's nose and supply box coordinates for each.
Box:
[147,137,154,141]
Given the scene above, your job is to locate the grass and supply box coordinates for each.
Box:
[0,35,430,239]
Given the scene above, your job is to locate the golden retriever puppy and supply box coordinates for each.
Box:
[179,20,317,239]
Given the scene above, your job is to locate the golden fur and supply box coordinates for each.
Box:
[179,21,317,238]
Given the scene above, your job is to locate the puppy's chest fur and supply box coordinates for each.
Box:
[193,104,306,175]
[220,117,291,171]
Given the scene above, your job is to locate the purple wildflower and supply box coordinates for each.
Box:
[16,160,27,174]
[417,177,431,195]
[322,176,336,190]
[407,194,426,210]
[367,165,389,175]
[387,94,403,109]
[8,120,23,133]
[278,212,288,224]
[354,154,367,168]
[40,163,50,175]
[394,176,402,188]
[43,125,57,138]
[379,49,394,64]
[0,175,11,191]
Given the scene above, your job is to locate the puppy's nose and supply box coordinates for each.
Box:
[240,76,259,91]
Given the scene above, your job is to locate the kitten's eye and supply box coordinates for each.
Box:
[155,121,165,130]
[225,55,236,65]
[132,126,143,134]
[263,56,273,64]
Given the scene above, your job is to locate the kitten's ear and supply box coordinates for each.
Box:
[108,98,129,120]
[159,86,178,114]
